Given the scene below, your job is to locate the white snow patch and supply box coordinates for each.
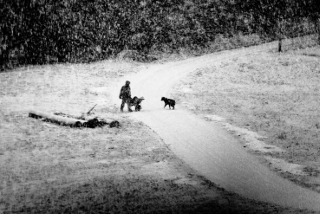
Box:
[203,114,283,153]
[203,114,225,122]
[87,87,109,95]
[265,157,308,176]
[174,178,200,186]
[223,123,284,153]
[180,87,193,93]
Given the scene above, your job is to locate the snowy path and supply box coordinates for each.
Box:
[110,45,320,211]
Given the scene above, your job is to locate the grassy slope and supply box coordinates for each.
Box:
[0,60,304,213]
[172,45,320,193]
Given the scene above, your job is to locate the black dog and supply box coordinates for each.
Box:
[161,97,175,110]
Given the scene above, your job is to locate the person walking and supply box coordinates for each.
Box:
[119,80,133,112]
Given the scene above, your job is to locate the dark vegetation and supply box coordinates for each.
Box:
[1,0,320,70]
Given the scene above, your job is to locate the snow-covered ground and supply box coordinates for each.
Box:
[1,38,320,213]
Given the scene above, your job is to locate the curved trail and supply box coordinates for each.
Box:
[111,45,320,211]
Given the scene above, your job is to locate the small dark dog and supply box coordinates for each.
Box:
[161,97,175,110]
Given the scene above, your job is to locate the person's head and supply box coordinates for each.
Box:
[125,80,130,86]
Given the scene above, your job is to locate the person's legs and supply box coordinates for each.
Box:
[120,99,126,112]
[126,98,133,112]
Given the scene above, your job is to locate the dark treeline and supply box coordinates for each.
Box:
[1,0,319,70]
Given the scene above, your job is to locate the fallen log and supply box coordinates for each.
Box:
[29,110,86,127]
[29,110,116,128]
[54,112,85,120]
